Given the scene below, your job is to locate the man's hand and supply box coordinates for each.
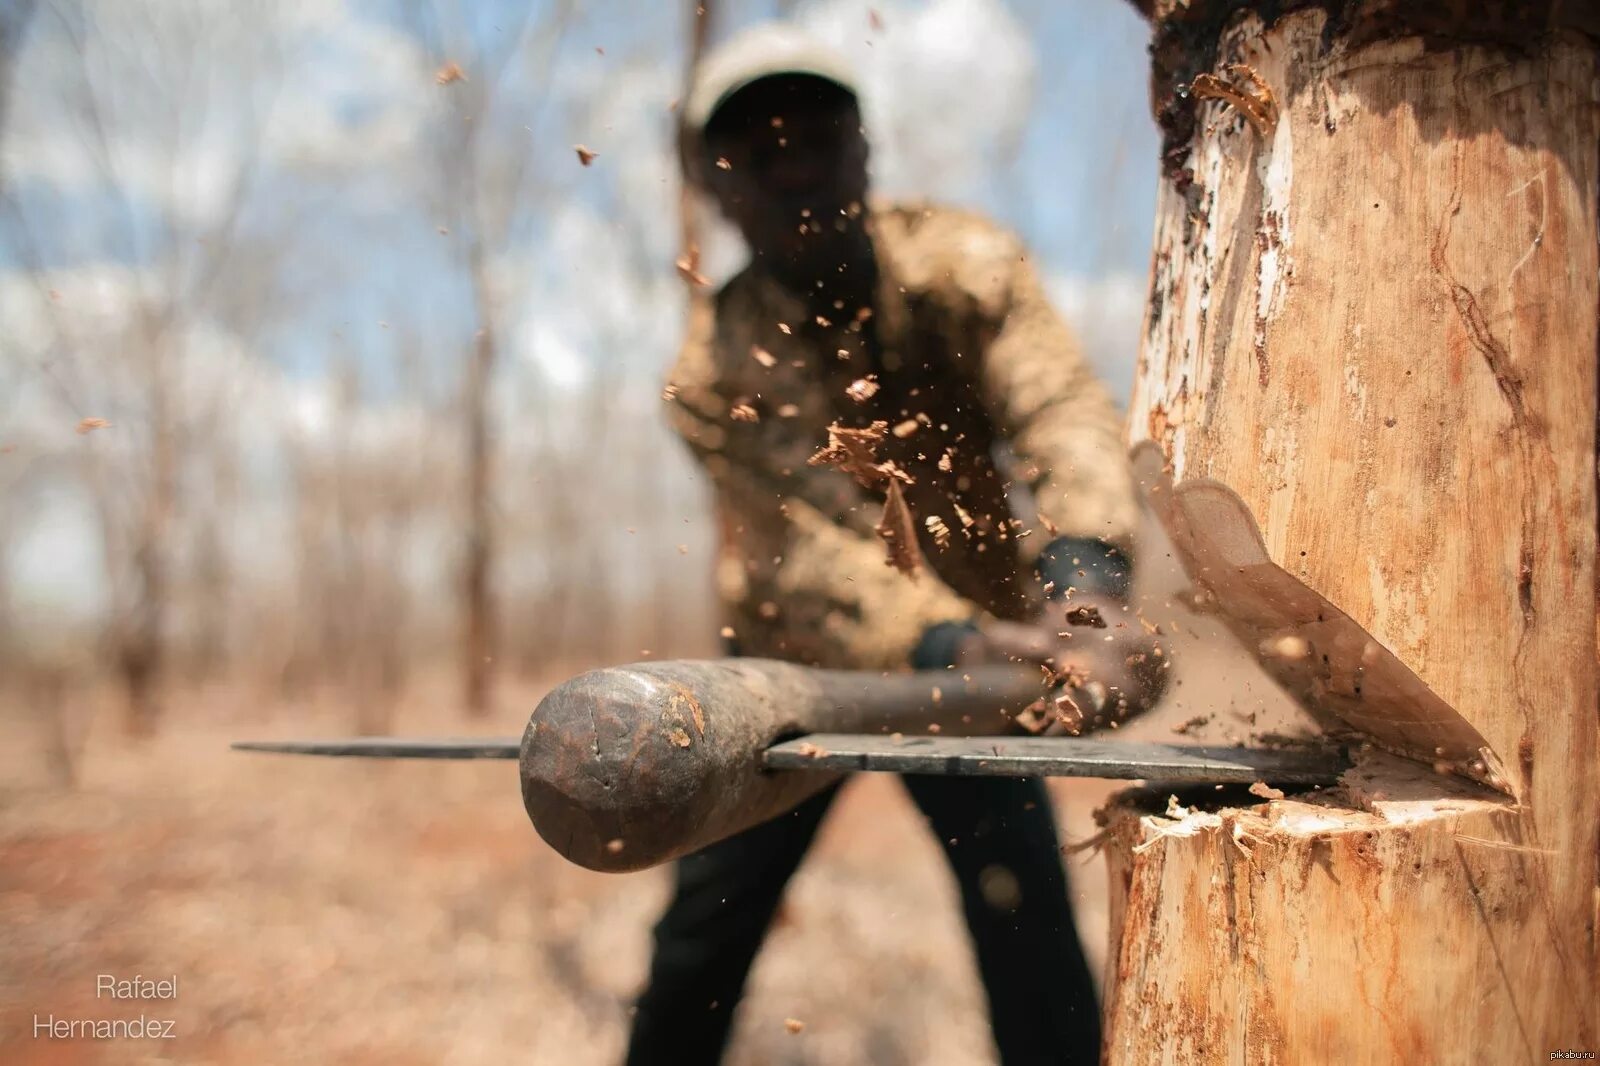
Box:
[954,594,1170,734]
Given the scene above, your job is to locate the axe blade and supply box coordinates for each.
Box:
[232,738,519,759]
[233,733,1347,785]
[764,733,1349,785]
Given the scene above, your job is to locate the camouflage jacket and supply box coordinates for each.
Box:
[665,202,1140,670]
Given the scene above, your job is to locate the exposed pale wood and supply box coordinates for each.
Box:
[1108,4,1599,1060]
[1103,755,1550,1063]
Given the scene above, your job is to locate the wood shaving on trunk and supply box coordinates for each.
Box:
[1190,63,1277,136]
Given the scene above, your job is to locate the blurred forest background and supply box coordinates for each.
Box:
[0,0,1157,749]
[0,4,1311,1064]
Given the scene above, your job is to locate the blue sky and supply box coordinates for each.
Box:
[0,0,1162,626]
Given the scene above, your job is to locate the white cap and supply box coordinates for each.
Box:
[684,23,859,133]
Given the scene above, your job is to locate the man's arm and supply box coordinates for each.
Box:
[945,233,1142,607]
[978,252,1141,561]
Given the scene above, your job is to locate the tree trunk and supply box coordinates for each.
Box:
[462,246,498,717]
[122,362,177,736]
[1106,3,1599,1061]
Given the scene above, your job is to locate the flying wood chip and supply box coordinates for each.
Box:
[1065,605,1107,628]
[575,144,598,166]
[876,480,923,576]
[846,376,879,403]
[807,420,908,489]
[76,417,109,435]
[675,252,709,287]
[810,420,921,575]
[434,61,465,85]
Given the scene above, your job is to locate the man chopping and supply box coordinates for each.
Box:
[629,24,1163,1066]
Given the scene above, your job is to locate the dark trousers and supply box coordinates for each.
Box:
[623,775,1101,1066]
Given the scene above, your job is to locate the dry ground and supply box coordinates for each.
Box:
[0,614,1302,1066]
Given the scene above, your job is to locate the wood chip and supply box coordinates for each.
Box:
[925,514,951,549]
[1065,605,1107,629]
[575,144,598,166]
[784,1018,805,1034]
[892,419,919,438]
[876,479,923,576]
[1249,781,1286,800]
[605,838,625,854]
[808,421,894,487]
[730,402,759,423]
[1015,699,1051,734]
[1191,63,1278,136]
[846,376,879,403]
[675,254,709,287]
[75,417,109,435]
[751,345,777,368]
[1051,689,1085,735]
[434,60,465,85]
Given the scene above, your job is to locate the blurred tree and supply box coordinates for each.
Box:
[402,0,579,715]
[1,0,285,733]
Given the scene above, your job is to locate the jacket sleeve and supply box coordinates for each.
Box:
[976,252,1142,560]
[666,297,989,671]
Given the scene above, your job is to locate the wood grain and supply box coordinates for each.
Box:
[1108,5,1599,1060]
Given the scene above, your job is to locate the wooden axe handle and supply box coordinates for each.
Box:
[519,658,1044,872]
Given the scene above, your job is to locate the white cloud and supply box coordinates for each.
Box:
[0,0,431,222]
[261,10,432,177]
[5,487,109,628]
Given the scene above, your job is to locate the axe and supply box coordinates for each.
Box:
[236,657,1350,872]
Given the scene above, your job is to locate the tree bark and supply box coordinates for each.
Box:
[1106,3,1599,1060]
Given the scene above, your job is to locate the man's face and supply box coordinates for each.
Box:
[700,75,870,286]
